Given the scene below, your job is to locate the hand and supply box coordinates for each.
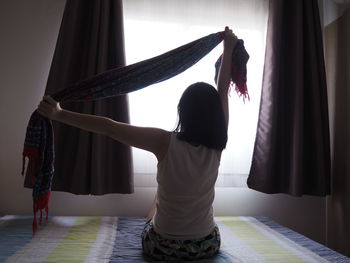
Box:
[223,26,238,51]
[37,95,62,120]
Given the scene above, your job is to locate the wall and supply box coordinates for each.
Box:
[0,0,326,245]
[323,0,350,257]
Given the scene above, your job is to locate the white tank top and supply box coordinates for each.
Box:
[152,132,221,240]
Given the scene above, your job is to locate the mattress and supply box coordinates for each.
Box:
[0,215,349,263]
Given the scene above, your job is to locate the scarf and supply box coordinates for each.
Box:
[22,31,249,233]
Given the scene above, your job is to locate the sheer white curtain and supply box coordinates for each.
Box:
[123,0,269,187]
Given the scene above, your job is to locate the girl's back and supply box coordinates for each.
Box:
[153,132,221,239]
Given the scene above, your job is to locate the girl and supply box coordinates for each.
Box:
[37,26,238,261]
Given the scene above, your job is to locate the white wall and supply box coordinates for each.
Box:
[0,0,326,245]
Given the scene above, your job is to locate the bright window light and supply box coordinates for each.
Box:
[124,2,268,187]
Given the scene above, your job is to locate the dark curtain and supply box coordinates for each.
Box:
[325,6,350,257]
[247,0,331,196]
[25,0,133,194]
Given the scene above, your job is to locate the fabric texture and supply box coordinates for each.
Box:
[22,31,249,234]
[141,221,221,261]
[1,216,349,263]
[153,132,220,239]
[247,0,331,196]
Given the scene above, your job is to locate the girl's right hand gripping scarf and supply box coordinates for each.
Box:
[21,31,249,235]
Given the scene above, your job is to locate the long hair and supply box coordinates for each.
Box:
[175,82,227,150]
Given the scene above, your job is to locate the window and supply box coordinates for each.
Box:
[123,0,268,187]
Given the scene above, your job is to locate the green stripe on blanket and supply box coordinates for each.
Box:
[218,217,308,263]
[43,217,102,263]
[216,217,331,263]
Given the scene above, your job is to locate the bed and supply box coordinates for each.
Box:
[0,215,349,263]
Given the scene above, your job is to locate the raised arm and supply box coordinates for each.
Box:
[217,26,238,127]
[37,96,170,161]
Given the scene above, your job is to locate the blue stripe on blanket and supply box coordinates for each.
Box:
[108,217,236,263]
[0,216,33,263]
[109,217,149,263]
[254,216,350,263]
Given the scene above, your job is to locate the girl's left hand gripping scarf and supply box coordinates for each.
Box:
[21,31,249,234]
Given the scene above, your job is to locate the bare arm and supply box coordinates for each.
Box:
[37,96,170,161]
[105,119,170,162]
[217,26,238,127]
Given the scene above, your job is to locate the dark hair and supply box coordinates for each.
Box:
[175,82,227,150]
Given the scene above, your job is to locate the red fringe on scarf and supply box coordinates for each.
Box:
[22,145,50,235]
[231,55,250,102]
[32,191,50,235]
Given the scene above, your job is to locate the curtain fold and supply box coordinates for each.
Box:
[247,0,331,196]
[24,0,134,194]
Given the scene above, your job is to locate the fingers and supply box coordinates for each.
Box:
[37,96,53,116]
[37,101,49,115]
[223,27,238,51]
[36,95,61,120]
[43,95,56,105]
[226,26,238,36]
[224,26,236,39]
[39,100,50,109]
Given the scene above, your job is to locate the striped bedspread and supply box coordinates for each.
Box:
[0,216,349,263]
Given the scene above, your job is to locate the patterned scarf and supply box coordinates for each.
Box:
[22,31,249,234]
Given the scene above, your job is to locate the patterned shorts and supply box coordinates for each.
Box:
[141,221,221,261]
